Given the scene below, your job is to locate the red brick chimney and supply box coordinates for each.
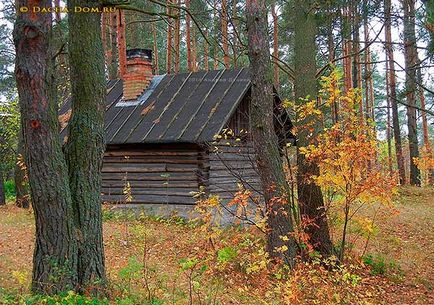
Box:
[117,9,154,101]
[122,49,154,101]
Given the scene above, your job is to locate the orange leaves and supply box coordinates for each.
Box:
[413,146,434,186]
[299,71,397,210]
[58,109,71,130]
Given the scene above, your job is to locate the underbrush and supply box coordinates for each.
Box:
[0,209,388,304]
[3,190,433,305]
[3,180,15,201]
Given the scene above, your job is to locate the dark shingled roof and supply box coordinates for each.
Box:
[60,68,293,144]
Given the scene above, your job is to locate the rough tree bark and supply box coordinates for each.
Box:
[15,130,30,208]
[271,2,279,88]
[294,0,334,257]
[246,0,297,267]
[13,0,77,293]
[403,0,421,186]
[384,0,406,184]
[65,0,107,290]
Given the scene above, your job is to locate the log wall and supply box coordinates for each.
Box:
[101,144,204,205]
[207,142,262,201]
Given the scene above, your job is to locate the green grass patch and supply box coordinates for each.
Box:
[4,180,16,201]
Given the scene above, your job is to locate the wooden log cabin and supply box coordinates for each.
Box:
[59,48,295,218]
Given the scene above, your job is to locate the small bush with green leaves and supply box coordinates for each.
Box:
[362,254,400,276]
[4,180,16,201]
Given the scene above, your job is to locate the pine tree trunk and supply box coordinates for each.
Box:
[384,0,406,184]
[15,129,30,208]
[294,0,334,257]
[192,26,197,71]
[417,59,433,184]
[152,22,159,75]
[186,0,192,71]
[108,12,118,80]
[327,12,339,124]
[386,58,393,176]
[403,0,421,186]
[271,3,279,88]
[174,0,181,73]
[342,5,353,92]
[65,0,107,290]
[213,0,219,70]
[166,0,173,74]
[246,0,297,266]
[246,0,297,267]
[352,1,363,121]
[232,0,239,68]
[204,29,209,71]
[117,10,127,77]
[13,0,78,292]
[222,0,230,68]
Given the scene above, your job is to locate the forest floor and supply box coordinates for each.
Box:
[0,186,433,304]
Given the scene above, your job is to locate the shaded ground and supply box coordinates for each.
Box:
[0,187,433,304]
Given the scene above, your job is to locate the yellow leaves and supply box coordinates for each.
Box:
[12,270,28,286]
[123,180,133,203]
[298,69,398,255]
[414,146,434,186]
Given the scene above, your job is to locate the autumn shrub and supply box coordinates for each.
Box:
[414,145,434,186]
[298,69,398,261]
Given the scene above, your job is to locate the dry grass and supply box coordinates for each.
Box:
[0,187,433,304]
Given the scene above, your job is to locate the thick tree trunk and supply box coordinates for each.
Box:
[13,0,77,293]
[403,0,421,186]
[384,0,406,184]
[246,0,297,267]
[65,0,107,290]
[294,0,334,257]
[15,130,30,208]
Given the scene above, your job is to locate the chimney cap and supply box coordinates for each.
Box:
[126,48,152,62]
